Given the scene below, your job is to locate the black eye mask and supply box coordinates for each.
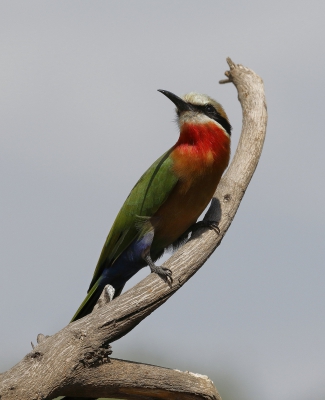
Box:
[193,104,232,136]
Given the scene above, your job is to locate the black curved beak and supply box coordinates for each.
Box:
[158,89,192,112]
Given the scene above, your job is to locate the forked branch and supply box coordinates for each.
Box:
[0,58,267,400]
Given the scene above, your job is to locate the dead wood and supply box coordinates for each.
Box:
[0,58,267,400]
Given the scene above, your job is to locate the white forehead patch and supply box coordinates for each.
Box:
[181,92,211,106]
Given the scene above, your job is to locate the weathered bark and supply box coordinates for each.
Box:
[59,358,221,400]
[0,58,267,400]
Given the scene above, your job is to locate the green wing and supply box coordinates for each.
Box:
[88,147,178,291]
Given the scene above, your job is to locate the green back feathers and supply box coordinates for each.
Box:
[87,147,178,291]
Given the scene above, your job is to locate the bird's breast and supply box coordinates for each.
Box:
[151,121,230,251]
[171,121,230,190]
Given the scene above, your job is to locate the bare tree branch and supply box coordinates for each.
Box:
[0,58,267,400]
[59,358,221,400]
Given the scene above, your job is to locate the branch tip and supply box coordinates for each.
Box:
[219,78,232,84]
[37,334,49,344]
[93,284,115,312]
[226,57,236,68]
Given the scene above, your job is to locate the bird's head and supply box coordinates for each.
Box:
[158,89,231,137]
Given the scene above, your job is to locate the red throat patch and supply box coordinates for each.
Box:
[171,121,231,181]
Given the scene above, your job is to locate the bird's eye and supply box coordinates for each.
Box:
[205,104,215,113]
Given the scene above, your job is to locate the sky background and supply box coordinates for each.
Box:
[1,1,324,400]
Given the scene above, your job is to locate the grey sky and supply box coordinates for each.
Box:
[1,1,324,399]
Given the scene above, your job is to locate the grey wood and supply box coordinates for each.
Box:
[0,58,267,400]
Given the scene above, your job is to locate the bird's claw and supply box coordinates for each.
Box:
[144,254,173,284]
[206,221,220,234]
[150,264,173,284]
[193,220,220,234]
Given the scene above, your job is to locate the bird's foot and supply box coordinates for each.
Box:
[192,220,220,234]
[144,255,173,284]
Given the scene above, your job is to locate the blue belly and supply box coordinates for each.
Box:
[99,233,153,292]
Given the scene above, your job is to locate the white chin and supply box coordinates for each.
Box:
[178,112,217,126]
[178,112,229,137]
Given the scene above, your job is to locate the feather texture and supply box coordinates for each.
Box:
[71,91,231,323]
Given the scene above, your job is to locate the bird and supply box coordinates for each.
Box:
[70,90,231,322]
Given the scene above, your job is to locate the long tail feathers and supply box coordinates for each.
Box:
[70,279,102,322]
